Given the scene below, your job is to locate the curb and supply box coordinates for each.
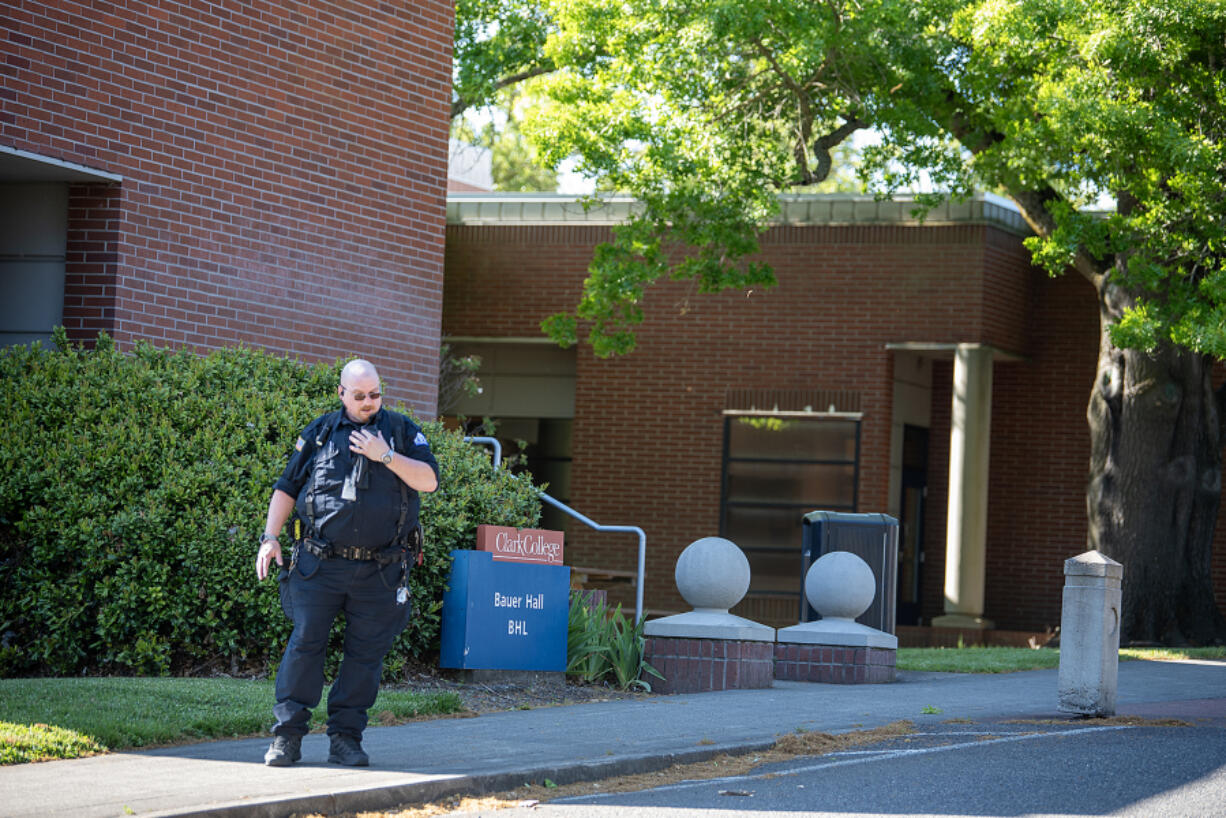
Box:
[149,738,779,817]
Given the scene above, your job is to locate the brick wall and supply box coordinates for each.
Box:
[446,222,1036,616]
[984,270,1100,630]
[446,217,1226,629]
[444,224,602,335]
[923,270,1102,631]
[4,1,452,412]
[64,182,123,339]
[589,224,1012,613]
[928,276,1226,631]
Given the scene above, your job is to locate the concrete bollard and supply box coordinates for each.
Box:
[776,551,897,683]
[1057,550,1123,716]
[643,537,775,693]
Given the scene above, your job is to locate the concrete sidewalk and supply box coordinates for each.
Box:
[1,660,1223,818]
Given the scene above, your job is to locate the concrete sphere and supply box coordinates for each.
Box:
[675,537,751,611]
[805,551,875,620]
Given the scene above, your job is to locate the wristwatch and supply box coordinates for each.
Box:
[259,533,278,546]
[381,448,394,465]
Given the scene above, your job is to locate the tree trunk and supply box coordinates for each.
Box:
[1087,283,1226,645]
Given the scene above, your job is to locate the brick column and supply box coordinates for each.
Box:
[644,636,774,694]
[774,644,896,684]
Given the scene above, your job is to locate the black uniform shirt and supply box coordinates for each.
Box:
[273,408,439,549]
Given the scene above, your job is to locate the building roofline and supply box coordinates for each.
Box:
[0,145,124,183]
[446,191,1030,235]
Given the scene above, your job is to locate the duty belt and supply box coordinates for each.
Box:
[300,538,399,565]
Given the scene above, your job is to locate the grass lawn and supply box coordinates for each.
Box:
[0,677,462,765]
[897,645,1061,673]
[896,645,1226,673]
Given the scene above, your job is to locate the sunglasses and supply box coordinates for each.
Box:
[340,386,382,402]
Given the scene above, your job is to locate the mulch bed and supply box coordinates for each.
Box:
[390,661,655,715]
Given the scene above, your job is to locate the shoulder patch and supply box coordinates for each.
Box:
[295,436,305,452]
[413,431,428,446]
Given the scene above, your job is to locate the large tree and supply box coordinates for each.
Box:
[450,0,561,191]
[452,0,556,120]
[457,0,1226,643]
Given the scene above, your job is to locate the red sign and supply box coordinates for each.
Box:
[476,525,565,566]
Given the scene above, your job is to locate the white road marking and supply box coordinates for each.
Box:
[555,725,1136,803]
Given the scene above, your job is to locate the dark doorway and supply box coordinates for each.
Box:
[897,425,928,626]
[0,183,67,348]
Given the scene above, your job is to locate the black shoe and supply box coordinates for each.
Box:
[263,734,302,767]
[327,734,370,766]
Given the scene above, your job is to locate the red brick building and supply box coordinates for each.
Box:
[6,2,1223,640]
[444,193,1226,638]
[1,1,452,414]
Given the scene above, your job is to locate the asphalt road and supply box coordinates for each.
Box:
[6,662,1221,818]
[460,719,1226,817]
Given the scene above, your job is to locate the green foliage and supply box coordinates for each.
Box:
[790,141,867,195]
[527,0,935,355]
[0,677,462,760]
[0,721,105,764]
[452,88,561,192]
[438,342,483,416]
[566,594,661,691]
[943,0,1226,356]
[450,0,561,192]
[506,0,1226,360]
[566,593,610,680]
[0,331,541,677]
[896,646,1060,674]
[897,645,1225,673]
[453,0,556,119]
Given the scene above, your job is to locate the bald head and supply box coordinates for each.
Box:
[338,359,383,423]
[340,359,380,387]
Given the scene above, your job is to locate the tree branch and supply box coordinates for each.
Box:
[451,63,556,120]
[942,97,1108,288]
[751,36,806,99]
[1010,191,1109,289]
[709,66,776,124]
[810,117,864,184]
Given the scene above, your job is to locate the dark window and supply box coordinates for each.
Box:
[720,415,860,600]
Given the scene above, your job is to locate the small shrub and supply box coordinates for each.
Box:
[0,330,541,677]
[567,594,611,681]
[565,594,661,691]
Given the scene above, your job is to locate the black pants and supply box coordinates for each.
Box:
[273,550,408,739]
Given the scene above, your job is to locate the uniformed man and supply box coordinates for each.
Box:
[255,358,439,767]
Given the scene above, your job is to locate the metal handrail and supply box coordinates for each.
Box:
[465,436,646,622]
[464,436,502,468]
[538,494,646,623]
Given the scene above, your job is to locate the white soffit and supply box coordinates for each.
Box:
[447,191,1029,235]
[885,342,1026,363]
[0,145,123,183]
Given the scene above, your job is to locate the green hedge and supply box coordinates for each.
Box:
[0,330,540,677]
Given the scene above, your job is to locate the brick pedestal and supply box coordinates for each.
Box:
[645,636,774,694]
[774,643,896,684]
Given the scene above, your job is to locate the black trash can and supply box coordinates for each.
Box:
[800,511,898,634]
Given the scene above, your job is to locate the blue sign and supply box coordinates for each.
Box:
[439,549,570,671]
